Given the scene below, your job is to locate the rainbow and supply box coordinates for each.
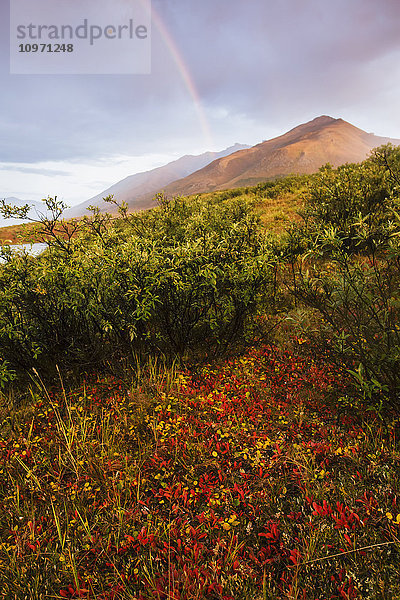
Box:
[151,7,215,150]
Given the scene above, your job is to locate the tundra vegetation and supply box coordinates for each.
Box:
[0,145,399,599]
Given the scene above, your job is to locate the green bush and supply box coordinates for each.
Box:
[300,146,400,254]
[290,234,400,407]
[284,147,400,408]
[0,195,276,380]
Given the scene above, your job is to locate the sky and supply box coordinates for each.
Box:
[1,0,400,207]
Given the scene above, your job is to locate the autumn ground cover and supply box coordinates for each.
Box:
[1,340,399,599]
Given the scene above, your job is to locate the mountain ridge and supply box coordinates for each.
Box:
[161,116,400,198]
[65,143,250,218]
[4,116,400,223]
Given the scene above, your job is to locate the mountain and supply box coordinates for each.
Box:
[5,117,398,225]
[161,116,400,198]
[0,197,47,227]
[66,143,250,218]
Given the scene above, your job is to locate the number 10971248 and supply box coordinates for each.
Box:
[18,43,74,52]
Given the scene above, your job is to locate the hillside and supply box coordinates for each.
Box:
[66,143,249,218]
[0,197,46,227]
[4,116,399,225]
[0,177,307,243]
[161,116,400,197]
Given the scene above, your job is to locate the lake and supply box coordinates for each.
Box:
[0,243,47,258]
[10,243,47,255]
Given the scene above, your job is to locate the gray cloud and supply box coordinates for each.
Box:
[168,0,400,122]
[0,0,400,167]
[0,164,70,176]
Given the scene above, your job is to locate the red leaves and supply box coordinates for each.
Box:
[59,586,89,598]
[136,526,155,547]
[4,343,391,599]
[289,549,301,565]
[27,543,37,551]
[309,498,361,531]
[233,482,245,502]
[344,533,353,546]
[259,522,280,544]
[333,504,361,531]
[312,499,333,517]
[207,583,223,595]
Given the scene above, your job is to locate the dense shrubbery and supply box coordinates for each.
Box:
[205,174,310,203]
[1,146,400,409]
[284,144,400,408]
[0,195,275,381]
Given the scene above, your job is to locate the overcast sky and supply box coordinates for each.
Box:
[1,0,400,206]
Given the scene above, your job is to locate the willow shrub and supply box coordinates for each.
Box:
[284,147,400,409]
[0,195,276,382]
[289,231,400,409]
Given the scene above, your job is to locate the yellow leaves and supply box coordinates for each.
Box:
[384,512,400,523]
[222,514,240,530]
[34,286,47,295]
[383,511,400,523]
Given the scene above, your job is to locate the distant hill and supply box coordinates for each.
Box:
[161,116,400,198]
[0,197,47,226]
[5,116,400,224]
[66,143,250,218]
